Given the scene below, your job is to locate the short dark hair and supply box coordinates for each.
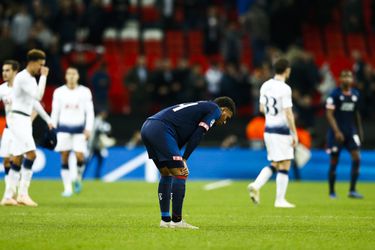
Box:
[274,58,290,74]
[27,49,46,62]
[214,96,236,115]
[3,60,20,71]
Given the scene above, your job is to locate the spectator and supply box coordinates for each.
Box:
[186,64,207,101]
[241,1,270,67]
[10,4,32,46]
[342,0,364,33]
[31,19,54,49]
[53,0,81,46]
[0,25,16,64]
[82,0,107,45]
[205,61,223,98]
[222,21,242,65]
[204,6,222,56]
[172,58,191,103]
[92,62,111,112]
[124,55,153,116]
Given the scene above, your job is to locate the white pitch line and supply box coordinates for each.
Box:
[203,179,233,191]
[102,151,149,182]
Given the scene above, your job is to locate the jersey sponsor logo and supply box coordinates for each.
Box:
[173,156,183,161]
[199,122,209,131]
[340,102,355,111]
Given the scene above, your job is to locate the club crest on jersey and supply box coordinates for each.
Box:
[210,119,215,127]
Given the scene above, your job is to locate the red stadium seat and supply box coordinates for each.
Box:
[346,34,368,57]
[187,31,203,56]
[165,31,185,57]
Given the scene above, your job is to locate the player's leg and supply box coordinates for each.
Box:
[274,159,295,208]
[247,133,277,204]
[348,150,363,198]
[55,132,73,195]
[248,164,277,204]
[17,150,38,207]
[60,151,73,197]
[328,152,340,198]
[155,162,173,227]
[1,157,18,206]
[8,155,22,203]
[169,164,198,229]
[72,134,88,193]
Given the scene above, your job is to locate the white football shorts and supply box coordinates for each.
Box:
[0,128,12,157]
[264,132,294,162]
[8,113,36,156]
[55,132,87,153]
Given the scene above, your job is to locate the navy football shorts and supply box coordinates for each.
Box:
[141,119,184,168]
[327,131,360,154]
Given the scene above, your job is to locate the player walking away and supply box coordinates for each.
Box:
[51,67,94,197]
[0,60,53,206]
[248,58,298,208]
[7,49,52,207]
[141,97,235,229]
[326,70,364,199]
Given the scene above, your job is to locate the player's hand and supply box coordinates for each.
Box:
[47,123,54,130]
[335,131,345,143]
[291,134,298,147]
[84,130,91,140]
[40,66,49,76]
[181,166,189,177]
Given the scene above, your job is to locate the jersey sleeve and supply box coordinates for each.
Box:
[199,105,221,132]
[281,86,293,109]
[50,89,60,127]
[326,91,337,110]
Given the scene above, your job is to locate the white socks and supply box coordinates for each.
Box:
[19,168,33,196]
[61,169,72,193]
[276,171,289,201]
[7,169,21,199]
[252,166,274,190]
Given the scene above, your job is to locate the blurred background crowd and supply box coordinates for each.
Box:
[0,0,375,148]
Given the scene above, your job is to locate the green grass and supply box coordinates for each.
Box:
[0,180,374,250]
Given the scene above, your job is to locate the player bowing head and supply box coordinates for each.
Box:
[141,96,236,229]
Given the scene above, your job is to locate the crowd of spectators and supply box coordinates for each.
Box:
[0,0,375,126]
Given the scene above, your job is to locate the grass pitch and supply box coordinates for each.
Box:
[0,180,374,250]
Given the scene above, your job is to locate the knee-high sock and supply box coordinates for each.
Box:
[5,163,21,199]
[158,176,172,222]
[328,155,339,194]
[252,165,277,190]
[19,158,34,196]
[61,164,72,193]
[77,160,85,180]
[3,167,10,197]
[172,176,186,223]
[350,160,360,192]
[276,170,289,201]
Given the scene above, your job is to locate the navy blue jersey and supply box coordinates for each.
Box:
[148,101,222,147]
[326,87,360,135]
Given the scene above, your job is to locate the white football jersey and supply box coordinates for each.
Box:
[0,82,13,117]
[11,69,46,115]
[259,78,293,128]
[51,85,94,131]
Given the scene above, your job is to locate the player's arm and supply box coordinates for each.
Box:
[50,90,60,128]
[84,90,95,139]
[259,104,265,114]
[182,107,221,160]
[281,87,298,146]
[326,96,344,143]
[284,107,298,146]
[355,111,364,142]
[182,127,206,160]
[33,101,53,128]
